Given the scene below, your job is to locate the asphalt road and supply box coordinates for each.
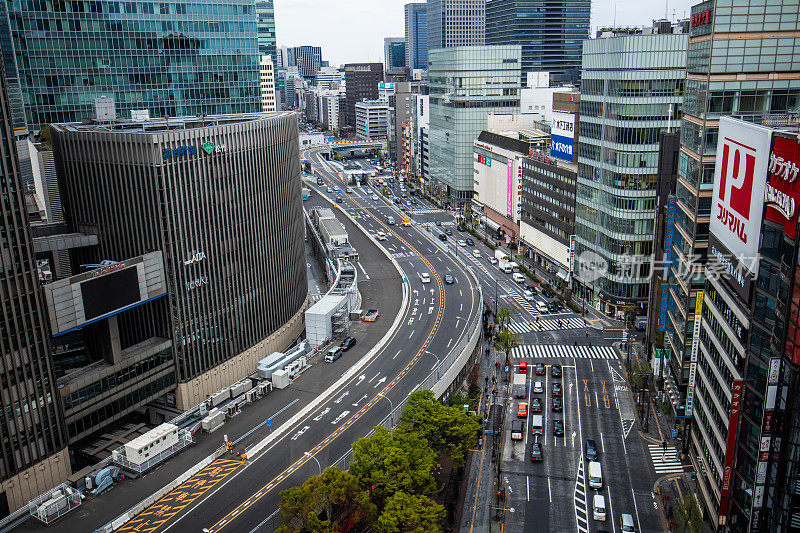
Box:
[122,149,483,533]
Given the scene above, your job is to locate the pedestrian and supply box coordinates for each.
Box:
[586,330,589,337]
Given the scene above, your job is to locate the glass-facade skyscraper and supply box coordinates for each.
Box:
[427,0,485,51]
[573,31,688,316]
[404,2,428,70]
[486,0,590,86]
[6,0,261,130]
[428,45,521,207]
[256,0,276,60]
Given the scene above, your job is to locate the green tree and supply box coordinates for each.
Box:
[673,495,703,533]
[494,306,513,330]
[495,329,520,359]
[397,390,481,467]
[276,467,375,533]
[375,492,445,533]
[348,426,437,507]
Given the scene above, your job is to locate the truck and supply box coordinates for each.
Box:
[364,309,379,322]
[495,249,512,274]
[512,373,527,399]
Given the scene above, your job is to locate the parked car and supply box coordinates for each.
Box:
[533,381,544,393]
[457,224,466,232]
[551,364,562,378]
[324,346,343,363]
[547,301,559,312]
[552,382,562,397]
[340,336,356,351]
[523,290,535,301]
[534,363,546,375]
[465,238,474,246]
[536,302,549,314]
[542,287,555,298]
[489,256,498,264]
[458,240,467,247]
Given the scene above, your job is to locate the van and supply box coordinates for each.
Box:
[518,361,528,374]
[530,414,543,435]
[588,461,602,489]
[513,272,526,284]
[510,261,520,272]
[593,495,606,521]
[621,513,635,532]
[536,302,549,314]
[324,347,343,363]
[499,263,512,274]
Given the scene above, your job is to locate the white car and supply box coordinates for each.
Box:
[420,272,431,283]
[533,381,544,394]
[375,232,387,241]
[523,290,535,301]
[326,186,333,193]
[458,240,467,247]
[472,249,481,258]
[537,302,549,314]
[372,194,379,200]
[488,257,498,264]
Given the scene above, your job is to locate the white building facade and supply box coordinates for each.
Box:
[259,55,277,113]
[355,100,389,141]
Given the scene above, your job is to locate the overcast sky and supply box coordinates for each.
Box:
[274,0,698,67]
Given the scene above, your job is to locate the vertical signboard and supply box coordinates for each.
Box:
[719,379,743,521]
[764,134,800,239]
[507,160,514,217]
[710,117,772,276]
[550,111,575,162]
[569,235,577,274]
[685,291,703,417]
[659,195,677,332]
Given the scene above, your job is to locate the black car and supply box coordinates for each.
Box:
[445,228,453,236]
[552,382,562,397]
[530,442,543,462]
[438,233,448,241]
[553,419,564,436]
[340,336,356,351]
[526,284,537,294]
[586,439,598,461]
[457,224,466,232]
[465,238,474,246]
[551,364,562,378]
[534,363,546,375]
[531,397,542,413]
[542,288,555,298]
[547,301,559,312]
[444,274,455,284]
[336,196,343,203]
[552,397,562,411]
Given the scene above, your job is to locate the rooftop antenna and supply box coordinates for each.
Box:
[613,3,617,27]
[665,0,668,20]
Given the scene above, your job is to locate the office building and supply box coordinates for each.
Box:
[689,118,800,531]
[426,0,485,51]
[355,100,389,141]
[428,46,521,207]
[287,46,323,83]
[385,38,407,78]
[321,92,342,134]
[663,0,800,429]
[344,63,384,129]
[260,55,277,112]
[411,94,430,187]
[6,0,260,130]
[392,82,420,166]
[256,0,276,60]
[51,113,308,411]
[486,0,591,86]
[404,3,428,70]
[316,66,342,90]
[573,28,688,317]
[0,69,68,515]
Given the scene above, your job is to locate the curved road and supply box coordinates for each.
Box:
[120,147,482,533]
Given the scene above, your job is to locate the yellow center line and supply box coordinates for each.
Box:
[205,167,452,533]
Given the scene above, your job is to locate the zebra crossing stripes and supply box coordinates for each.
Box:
[647,443,684,474]
[510,344,618,360]
[506,317,588,333]
[408,208,444,215]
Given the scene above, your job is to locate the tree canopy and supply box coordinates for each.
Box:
[375,491,445,533]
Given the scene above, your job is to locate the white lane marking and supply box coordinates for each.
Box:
[548,477,552,501]
[357,262,370,280]
[609,485,617,533]
[409,329,415,338]
[447,338,453,348]
[632,487,643,533]
[527,476,530,502]
[601,432,606,453]
[393,349,401,360]
[368,372,380,383]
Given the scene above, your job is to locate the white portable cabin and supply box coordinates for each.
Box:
[124,423,179,465]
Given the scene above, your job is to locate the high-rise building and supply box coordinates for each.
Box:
[344,63,383,129]
[355,100,389,141]
[428,46,521,207]
[288,46,323,83]
[0,68,68,513]
[426,0,485,51]
[256,0,276,60]
[404,3,428,70]
[384,38,407,78]
[572,28,688,317]
[690,117,800,531]
[316,66,342,90]
[51,113,308,410]
[663,0,800,432]
[260,55,277,112]
[6,0,261,130]
[486,0,591,86]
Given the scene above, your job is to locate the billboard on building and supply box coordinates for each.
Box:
[764,134,800,239]
[507,160,514,216]
[659,195,677,332]
[685,291,703,417]
[719,379,743,521]
[550,111,575,162]
[710,117,772,275]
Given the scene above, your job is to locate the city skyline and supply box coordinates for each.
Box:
[275,0,698,66]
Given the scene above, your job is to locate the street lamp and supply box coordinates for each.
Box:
[427,350,441,381]
[377,392,395,426]
[304,451,322,475]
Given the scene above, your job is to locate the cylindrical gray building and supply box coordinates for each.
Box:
[51,113,308,409]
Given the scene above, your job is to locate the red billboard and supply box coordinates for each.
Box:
[719,379,743,520]
[765,135,800,239]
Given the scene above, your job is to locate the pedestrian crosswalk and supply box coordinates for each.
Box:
[506,317,588,333]
[647,443,684,474]
[510,344,618,360]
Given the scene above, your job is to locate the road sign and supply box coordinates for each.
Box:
[266,419,272,428]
